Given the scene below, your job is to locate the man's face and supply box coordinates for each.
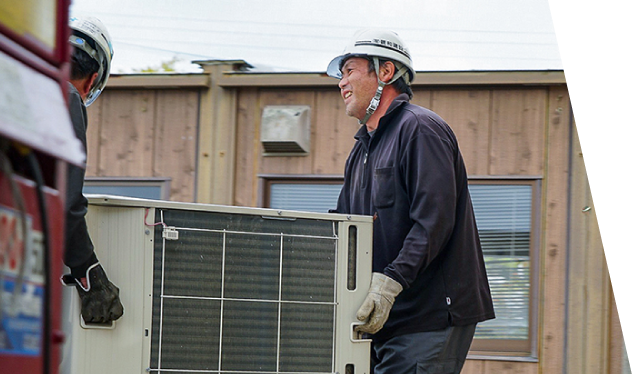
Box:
[338,57,378,120]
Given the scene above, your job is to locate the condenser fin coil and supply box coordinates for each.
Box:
[150,209,337,372]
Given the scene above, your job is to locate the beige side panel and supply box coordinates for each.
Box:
[233,88,260,207]
[85,95,104,177]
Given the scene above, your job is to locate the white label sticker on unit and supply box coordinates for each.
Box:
[162,227,179,240]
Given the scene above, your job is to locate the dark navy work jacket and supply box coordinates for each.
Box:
[333,94,495,341]
[65,83,97,273]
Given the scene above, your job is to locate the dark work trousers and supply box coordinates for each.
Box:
[371,324,477,374]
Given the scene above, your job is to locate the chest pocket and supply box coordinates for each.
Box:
[372,166,395,208]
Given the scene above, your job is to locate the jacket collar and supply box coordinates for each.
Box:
[354,93,410,142]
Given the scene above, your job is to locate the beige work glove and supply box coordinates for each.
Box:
[355,272,403,334]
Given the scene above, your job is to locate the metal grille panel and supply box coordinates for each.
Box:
[150,208,338,373]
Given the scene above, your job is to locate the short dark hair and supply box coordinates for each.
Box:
[367,58,413,98]
[70,40,100,81]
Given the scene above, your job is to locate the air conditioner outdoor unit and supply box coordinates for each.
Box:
[260,105,310,155]
[61,195,372,374]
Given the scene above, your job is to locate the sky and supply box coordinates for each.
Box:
[69,0,562,74]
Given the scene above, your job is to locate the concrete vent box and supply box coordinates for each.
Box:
[261,105,311,155]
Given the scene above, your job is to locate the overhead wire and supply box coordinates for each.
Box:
[76,9,558,36]
[73,8,561,71]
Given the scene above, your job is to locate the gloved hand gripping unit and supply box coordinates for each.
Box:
[62,262,124,324]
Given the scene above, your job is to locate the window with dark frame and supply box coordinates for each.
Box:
[83,177,171,200]
[468,179,540,358]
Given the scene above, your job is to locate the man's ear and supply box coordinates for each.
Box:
[379,61,396,83]
[84,72,98,95]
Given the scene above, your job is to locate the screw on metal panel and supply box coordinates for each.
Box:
[278,210,283,215]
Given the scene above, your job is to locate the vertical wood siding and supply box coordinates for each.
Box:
[85,88,198,202]
[84,76,624,374]
[237,86,550,184]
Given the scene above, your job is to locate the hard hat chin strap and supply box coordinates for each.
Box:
[360,80,385,125]
[359,57,409,125]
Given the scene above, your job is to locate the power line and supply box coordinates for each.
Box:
[114,34,559,56]
[80,9,557,37]
[116,41,213,58]
[107,22,557,47]
[114,41,305,71]
[71,4,561,71]
[116,39,560,66]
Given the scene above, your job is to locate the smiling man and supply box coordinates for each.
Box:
[328,29,495,374]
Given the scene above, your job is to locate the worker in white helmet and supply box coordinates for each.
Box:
[62,16,123,324]
[328,29,495,374]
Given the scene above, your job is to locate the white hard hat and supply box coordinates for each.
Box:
[69,16,114,106]
[327,28,415,84]
[328,29,416,125]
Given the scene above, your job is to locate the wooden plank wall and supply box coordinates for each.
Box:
[82,76,626,374]
[566,115,615,374]
[235,85,551,373]
[233,88,360,207]
[231,83,621,374]
[234,86,548,209]
[85,88,199,202]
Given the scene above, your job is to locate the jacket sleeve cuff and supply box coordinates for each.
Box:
[70,252,99,279]
[383,267,409,289]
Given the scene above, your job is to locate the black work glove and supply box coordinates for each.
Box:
[62,263,124,324]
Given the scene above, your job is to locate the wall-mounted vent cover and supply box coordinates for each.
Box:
[62,195,373,374]
[261,105,310,155]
